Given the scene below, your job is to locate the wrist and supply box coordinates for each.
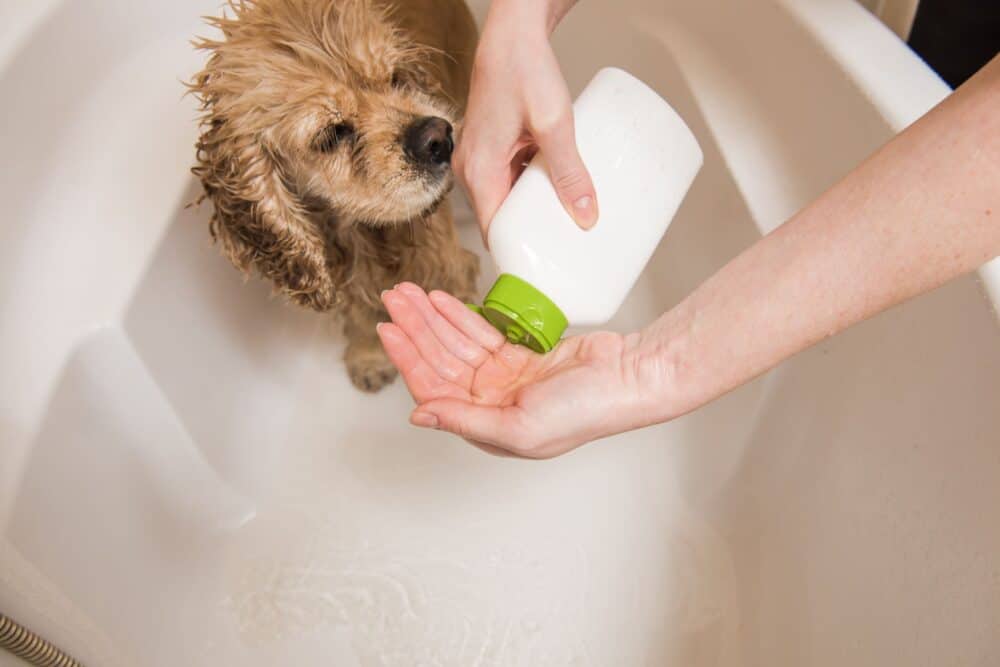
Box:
[488,0,575,36]
[626,299,703,424]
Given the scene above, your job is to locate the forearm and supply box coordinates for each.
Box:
[642,55,1000,419]
[485,0,578,36]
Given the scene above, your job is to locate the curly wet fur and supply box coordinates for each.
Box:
[190,0,479,390]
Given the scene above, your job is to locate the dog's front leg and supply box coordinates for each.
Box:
[343,303,397,393]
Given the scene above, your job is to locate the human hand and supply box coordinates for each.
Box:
[376,283,665,458]
[378,56,1000,459]
[453,0,598,241]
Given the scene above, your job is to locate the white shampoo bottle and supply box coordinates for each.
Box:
[474,67,703,352]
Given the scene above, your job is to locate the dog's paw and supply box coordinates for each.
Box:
[346,349,398,393]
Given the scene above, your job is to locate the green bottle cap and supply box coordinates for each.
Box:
[475,274,568,353]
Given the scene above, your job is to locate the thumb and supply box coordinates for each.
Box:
[535,117,598,229]
[411,400,531,454]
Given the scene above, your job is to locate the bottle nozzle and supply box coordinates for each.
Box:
[468,274,568,353]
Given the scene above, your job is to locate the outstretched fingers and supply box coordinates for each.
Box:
[382,287,473,388]
[428,288,537,375]
[395,283,489,368]
[376,322,468,403]
[428,290,507,351]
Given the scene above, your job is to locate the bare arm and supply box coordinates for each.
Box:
[512,0,578,31]
[640,54,1000,421]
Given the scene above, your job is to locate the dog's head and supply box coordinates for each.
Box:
[192,0,462,310]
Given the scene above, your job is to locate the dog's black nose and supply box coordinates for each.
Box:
[403,116,454,167]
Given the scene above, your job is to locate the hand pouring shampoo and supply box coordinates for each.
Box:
[474,67,704,352]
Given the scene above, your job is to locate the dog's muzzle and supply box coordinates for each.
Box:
[403,116,454,170]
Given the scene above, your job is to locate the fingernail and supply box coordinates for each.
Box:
[573,195,598,229]
[375,322,385,334]
[411,412,439,429]
[380,289,390,298]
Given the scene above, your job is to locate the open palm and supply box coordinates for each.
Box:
[377,283,650,458]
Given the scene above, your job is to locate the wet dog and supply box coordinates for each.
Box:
[191,0,479,391]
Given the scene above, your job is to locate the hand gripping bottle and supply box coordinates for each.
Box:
[472,68,704,353]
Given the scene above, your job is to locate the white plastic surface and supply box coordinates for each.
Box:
[1,1,998,665]
[488,67,703,325]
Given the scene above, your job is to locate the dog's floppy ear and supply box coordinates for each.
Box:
[192,84,336,312]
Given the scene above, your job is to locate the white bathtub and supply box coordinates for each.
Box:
[1,0,998,665]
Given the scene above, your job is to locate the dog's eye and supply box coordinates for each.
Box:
[314,122,355,152]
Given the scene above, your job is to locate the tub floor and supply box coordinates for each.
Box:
[11,176,999,665]
[8,177,766,664]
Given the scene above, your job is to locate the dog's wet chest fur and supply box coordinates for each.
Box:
[321,213,428,298]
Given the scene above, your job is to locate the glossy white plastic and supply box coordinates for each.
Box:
[487,67,703,325]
